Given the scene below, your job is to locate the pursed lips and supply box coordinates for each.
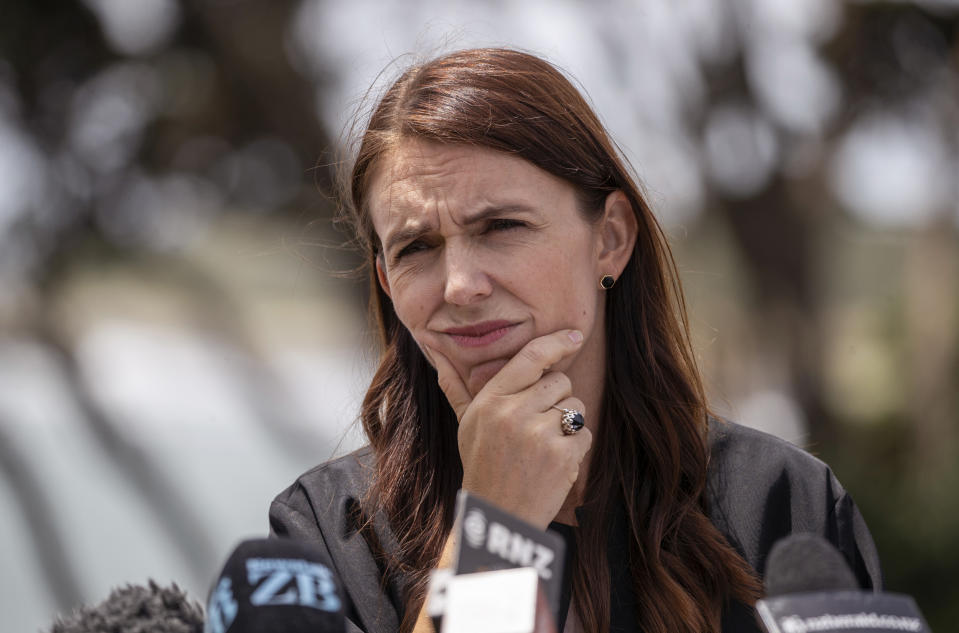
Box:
[441,320,518,348]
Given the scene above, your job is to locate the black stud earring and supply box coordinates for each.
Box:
[600,275,615,290]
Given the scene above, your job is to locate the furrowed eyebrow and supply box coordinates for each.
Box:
[382,203,537,254]
[460,204,537,225]
[383,224,433,255]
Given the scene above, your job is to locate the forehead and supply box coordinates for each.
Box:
[366,140,576,237]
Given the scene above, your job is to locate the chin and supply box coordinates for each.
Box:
[465,358,511,396]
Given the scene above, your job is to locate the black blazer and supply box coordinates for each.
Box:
[270,420,882,632]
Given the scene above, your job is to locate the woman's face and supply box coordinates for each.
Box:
[368,140,610,397]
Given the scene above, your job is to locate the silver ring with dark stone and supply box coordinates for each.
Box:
[551,405,585,435]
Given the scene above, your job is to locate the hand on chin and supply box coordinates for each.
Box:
[463,342,579,397]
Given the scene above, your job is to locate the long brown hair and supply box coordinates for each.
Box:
[339,48,762,633]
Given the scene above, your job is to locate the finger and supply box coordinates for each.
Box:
[425,345,472,419]
[553,396,586,414]
[517,370,573,412]
[485,329,584,396]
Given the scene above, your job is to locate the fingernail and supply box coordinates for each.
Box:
[568,330,583,343]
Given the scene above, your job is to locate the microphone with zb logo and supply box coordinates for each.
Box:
[205,538,345,633]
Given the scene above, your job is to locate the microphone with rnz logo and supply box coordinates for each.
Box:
[205,538,345,633]
[426,490,565,633]
[756,533,931,633]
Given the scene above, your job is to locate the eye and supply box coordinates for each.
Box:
[395,239,430,260]
[485,218,526,232]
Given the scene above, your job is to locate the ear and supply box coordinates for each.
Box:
[595,190,638,278]
[375,253,392,299]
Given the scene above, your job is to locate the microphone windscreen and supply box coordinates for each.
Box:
[205,538,345,633]
[49,581,203,633]
[763,533,860,597]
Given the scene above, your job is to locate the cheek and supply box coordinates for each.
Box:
[563,264,602,330]
[387,278,434,332]
[544,252,597,306]
[394,301,425,331]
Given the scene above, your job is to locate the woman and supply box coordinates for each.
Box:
[270,48,881,633]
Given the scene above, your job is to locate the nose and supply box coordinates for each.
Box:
[442,243,492,306]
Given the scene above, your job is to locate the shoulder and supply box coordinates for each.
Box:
[706,418,843,531]
[269,446,375,540]
[706,419,882,590]
[708,418,834,487]
[273,447,374,508]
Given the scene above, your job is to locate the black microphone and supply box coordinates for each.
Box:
[205,537,345,633]
[756,533,931,633]
[47,581,204,633]
[764,532,860,596]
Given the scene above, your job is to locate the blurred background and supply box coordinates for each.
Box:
[1,0,957,630]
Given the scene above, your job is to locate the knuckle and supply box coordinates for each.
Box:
[470,392,489,410]
[500,405,522,427]
[485,396,522,429]
[486,408,511,430]
[437,377,456,398]
[520,343,546,365]
[527,425,548,447]
[545,437,568,460]
[436,372,450,390]
[539,419,560,442]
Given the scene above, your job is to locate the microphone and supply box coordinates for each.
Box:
[425,490,565,633]
[438,566,557,633]
[205,537,345,633]
[756,533,931,633]
[47,581,203,633]
[764,532,860,596]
